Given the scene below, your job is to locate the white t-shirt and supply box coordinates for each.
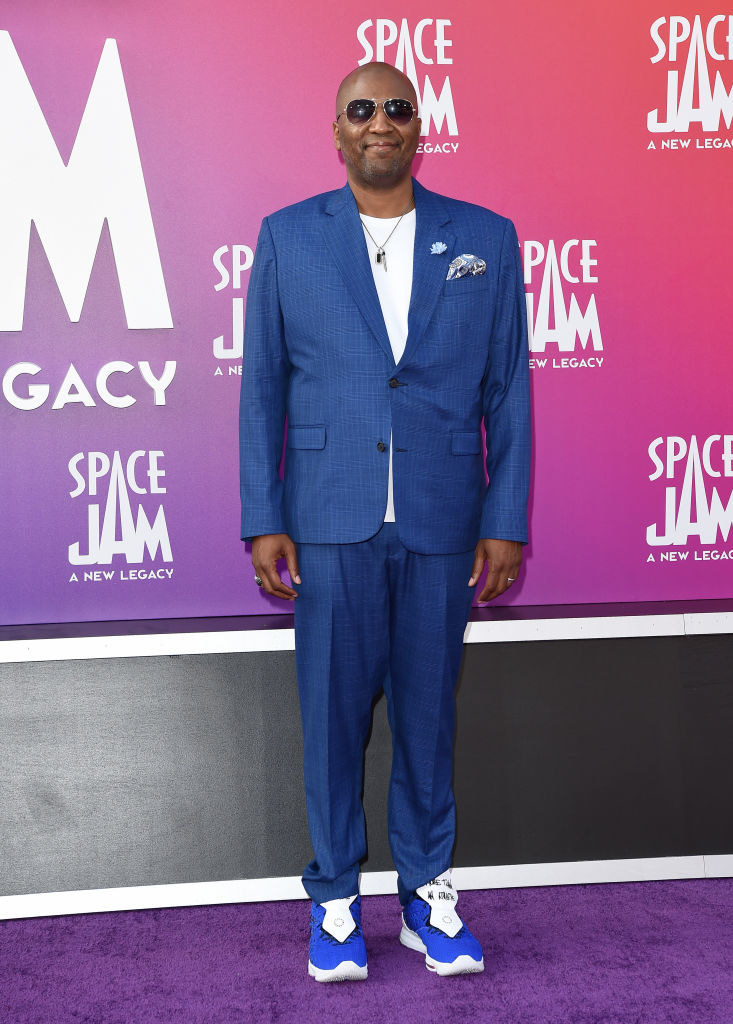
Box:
[360,209,416,521]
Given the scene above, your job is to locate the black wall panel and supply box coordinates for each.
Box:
[1,633,731,897]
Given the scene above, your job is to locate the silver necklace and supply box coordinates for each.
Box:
[360,203,413,272]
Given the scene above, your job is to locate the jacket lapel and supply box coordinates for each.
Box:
[400,178,454,369]
[320,179,455,368]
[321,184,394,364]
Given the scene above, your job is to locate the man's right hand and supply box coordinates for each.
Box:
[251,533,301,601]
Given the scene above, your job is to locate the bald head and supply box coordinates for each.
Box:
[335,62,418,119]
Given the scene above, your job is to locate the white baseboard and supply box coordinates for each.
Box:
[684,613,733,635]
[702,853,733,876]
[1,854,729,921]
[2,611,733,664]
[463,614,687,644]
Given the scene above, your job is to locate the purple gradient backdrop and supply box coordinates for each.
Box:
[1,0,731,624]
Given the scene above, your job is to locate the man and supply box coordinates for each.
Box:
[239,62,530,982]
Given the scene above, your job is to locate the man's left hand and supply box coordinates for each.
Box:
[469,539,523,603]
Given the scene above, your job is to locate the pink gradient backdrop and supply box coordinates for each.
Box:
[1,0,731,624]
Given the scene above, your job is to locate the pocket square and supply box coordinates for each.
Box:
[446,254,487,281]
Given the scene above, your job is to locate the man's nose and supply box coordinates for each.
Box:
[370,103,393,131]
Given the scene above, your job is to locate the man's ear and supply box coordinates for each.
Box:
[333,121,341,151]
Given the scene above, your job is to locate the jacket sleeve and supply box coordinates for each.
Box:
[238,216,291,542]
[478,217,531,543]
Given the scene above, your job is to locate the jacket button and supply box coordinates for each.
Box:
[377,441,386,452]
[388,377,400,388]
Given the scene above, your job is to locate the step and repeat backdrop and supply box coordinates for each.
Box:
[1,1,731,624]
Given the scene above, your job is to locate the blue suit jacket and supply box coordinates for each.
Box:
[239,177,530,554]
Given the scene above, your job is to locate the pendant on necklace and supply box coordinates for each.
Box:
[376,249,387,272]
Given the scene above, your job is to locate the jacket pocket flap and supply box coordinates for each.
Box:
[286,424,326,449]
[451,430,482,455]
[443,274,492,294]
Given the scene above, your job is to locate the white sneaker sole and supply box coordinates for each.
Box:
[308,959,368,983]
[400,923,484,976]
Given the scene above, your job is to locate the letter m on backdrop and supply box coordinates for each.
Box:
[0,31,172,330]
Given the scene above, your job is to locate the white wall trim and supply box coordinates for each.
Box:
[1,611,732,664]
[462,614,687,644]
[1,855,729,921]
[683,612,733,635]
[0,628,295,664]
[702,854,733,876]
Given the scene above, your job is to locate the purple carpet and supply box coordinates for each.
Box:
[1,879,731,1023]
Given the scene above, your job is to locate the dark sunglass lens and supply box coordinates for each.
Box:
[346,99,376,124]
[384,99,414,125]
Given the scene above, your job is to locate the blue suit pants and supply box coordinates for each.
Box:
[292,520,475,906]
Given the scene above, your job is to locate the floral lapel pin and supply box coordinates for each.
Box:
[430,241,447,254]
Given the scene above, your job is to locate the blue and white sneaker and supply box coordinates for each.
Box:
[400,871,484,976]
[308,894,368,982]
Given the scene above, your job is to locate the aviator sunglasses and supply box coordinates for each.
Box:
[336,97,416,127]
